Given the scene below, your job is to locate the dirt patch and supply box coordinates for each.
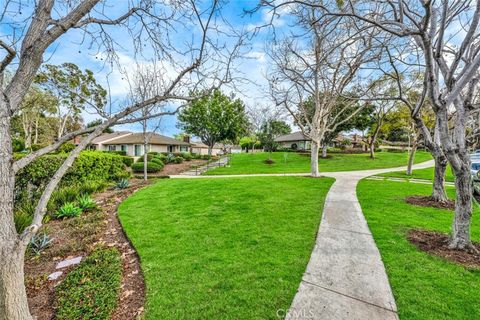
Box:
[408,229,480,268]
[134,159,208,178]
[26,179,152,320]
[405,195,455,210]
[264,159,275,164]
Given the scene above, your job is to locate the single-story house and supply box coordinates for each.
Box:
[275,131,312,150]
[190,141,224,155]
[89,132,190,157]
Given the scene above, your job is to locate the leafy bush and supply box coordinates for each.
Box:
[55,247,122,320]
[79,180,109,195]
[115,178,130,190]
[173,156,184,164]
[192,153,202,159]
[14,209,33,233]
[136,154,153,162]
[202,155,212,160]
[30,143,47,151]
[154,154,167,162]
[58,142,76,153]
[182,153,193,161]
[121,156,134,167]
[54,202,82,219]
[77,194,96,211]
[29,232,53,256]
[165,153,175,163]
[48,186,80,213]
[103,150,127,156]
[151,158,164,166]
[132,162,163,173]
[12,138,25,152]
[147,151,159,155]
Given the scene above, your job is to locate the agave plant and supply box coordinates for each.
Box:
[29,233,54,255]
[115,178,130,190]
[54,202,82,219]
[76,194,97,211]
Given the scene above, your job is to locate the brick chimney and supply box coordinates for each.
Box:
[183,135,190,143]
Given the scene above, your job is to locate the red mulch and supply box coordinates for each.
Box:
[405,195,455,210]
[408,229,480,268]
[26,179,153,320]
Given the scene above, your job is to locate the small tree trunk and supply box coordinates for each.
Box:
[369,143,375,159]
[311,141,320,177]
[143,144,148,181]
[449,165,474,250]
[431,155,448,202]
[406,137,418,175]
[208,146,213,157]
[321,145,327,158]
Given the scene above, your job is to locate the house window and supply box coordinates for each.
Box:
[180,146,188,152]
[168,145,174,152]
[134,145,142,156]
[121,145,128,152]
[108,145,116,151]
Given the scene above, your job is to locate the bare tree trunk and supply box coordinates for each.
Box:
[33,117,39,145]
[311,140,320,177]
[369,143,375,159]
[0,100,34,319]
[431,155,448,202]
[449,164,474,250]
[406,134,418,175]
[208,146,213,157]
[321,145,327,158]
[143,144,148,181]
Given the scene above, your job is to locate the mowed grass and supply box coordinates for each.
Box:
[357,180,480,320]
[376,164,455,182]
[204,151,432,175]
[119,177,334,319]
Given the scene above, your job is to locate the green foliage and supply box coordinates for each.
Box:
[55,247,122,320]
[31,143,47,151]
[57,142,76,153]
[165,153,175,163]
[14,209,34,233]
[177,89,249,148]
[132,162,163,173]
[115,178,130,190]
[103,150,127,156]
[54,202,82,219]
[86,119,113,133]
[121,156,134,167]
[29,232,53,256]
[173,156,184,164]
[136,154,153,162]
[181,153,193,161]
[257,119,291,152]
[77,194,96,211]
[12,138,25,152]
[151,158,164,166]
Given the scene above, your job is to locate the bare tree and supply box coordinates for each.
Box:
[266,0,480,250]
[267,8,380,177]
[0,0,242,318]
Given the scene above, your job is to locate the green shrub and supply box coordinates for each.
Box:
[29,232,53,256]
[54,202,82,219]
[131,162,163,173]
[136,154,153,162]
[121,156,134,167]
[182,153,193,161]
[77,194,96,211]
[147,152,159,155]
[103,150,127,156]
[12,138,25,152]
[151,158,164,166]
[154,154,167,162]
[115,178,130,190]
[79,180,109,195]
[55,247,122,320]
[173,156,184,164]
[202,155,212,160]
[14,209,33,234]
[165,153,175,163]
[58,142,76,153]
[30,143,47,151]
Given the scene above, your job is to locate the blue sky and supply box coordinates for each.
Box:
[1,0,285,137]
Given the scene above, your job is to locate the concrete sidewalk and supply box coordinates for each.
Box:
[286,160,434,320]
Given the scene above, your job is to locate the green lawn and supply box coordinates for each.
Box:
[119,177,334,319]
[204,151,432,175]
[376,164,455,182]
[357,180,480,320]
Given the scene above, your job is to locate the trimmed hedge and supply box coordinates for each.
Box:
[55,247,122,320]
[136,154,153,162]
[121,156,134,167]
[103,150,127,156]
[132,161,163,173]
[151,158,164,166]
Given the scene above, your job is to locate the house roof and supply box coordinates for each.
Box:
[191,141,224,149]
[274,131,309,142]
[101,132,190,146]
[91,131,131,144]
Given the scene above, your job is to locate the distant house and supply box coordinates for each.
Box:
[89,132,190,157]
[190,141,224,155]
[275,131,312,150]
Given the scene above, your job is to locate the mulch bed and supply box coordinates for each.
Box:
[405,195,455,210]
[134,159,208,178]
[408,229,480,268]
[26,179,153,320]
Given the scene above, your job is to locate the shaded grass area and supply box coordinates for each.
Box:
[376,164,455,182]
[357,180,480,320]
[204,151,432,175]
[119,177,334,319]
[54,247,122,320]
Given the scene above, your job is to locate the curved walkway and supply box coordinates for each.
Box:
[171,160,435,319]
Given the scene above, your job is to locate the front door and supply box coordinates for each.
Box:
[134,145,142,156]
